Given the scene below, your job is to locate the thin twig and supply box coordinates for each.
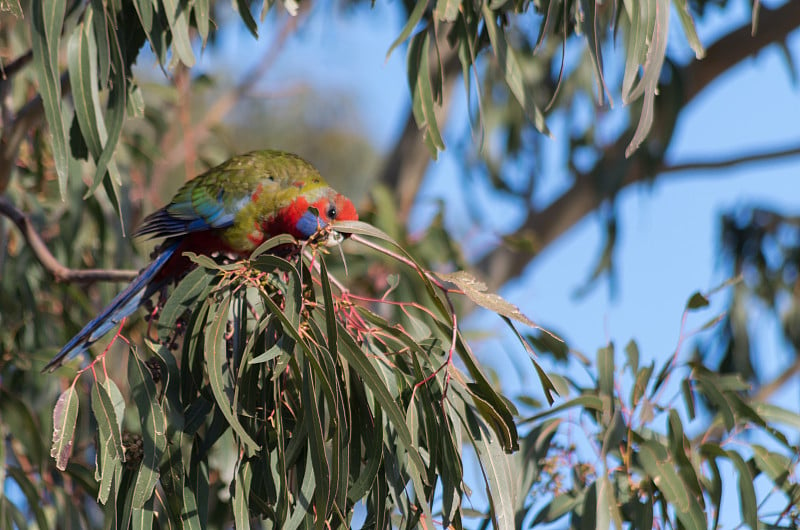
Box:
[662,143,800,174]
[0,196,137,283]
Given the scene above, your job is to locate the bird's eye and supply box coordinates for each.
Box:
[327,205,337,220]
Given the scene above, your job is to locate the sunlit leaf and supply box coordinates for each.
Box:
[51,385,79,471]
[474,423,518,530]
[162,0,195,66]
[672,0,705,59]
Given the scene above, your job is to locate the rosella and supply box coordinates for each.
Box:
[45,150,358,371]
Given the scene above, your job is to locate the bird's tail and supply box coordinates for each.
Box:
[43,240,181,372]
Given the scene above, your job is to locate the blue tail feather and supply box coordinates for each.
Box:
[44,240,181,372]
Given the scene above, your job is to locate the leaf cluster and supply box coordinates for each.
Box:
[40,228,536,529]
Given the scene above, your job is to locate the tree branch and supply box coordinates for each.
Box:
[0,196,138,283]
[478,1,800,288]
[661,142,800,174]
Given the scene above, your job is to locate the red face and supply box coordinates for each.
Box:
[309,192,359,225]
[270,190,358,243]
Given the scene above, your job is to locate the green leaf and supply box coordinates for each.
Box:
[474,423,517,530]
[694,372,735,431]
[301,358,332,518]
[0,422,4,498]
[622,0,653,102]
[751,445,791,485]
[624,339,640,374]
[532,492,583,525]
[336,326,426,475]
[234,0,258,38]
[624,0,670,157]
[597,474,623,530]
[67,12,103,163]
[579,0,608,105]
[184,447,208,529]
[482,2,549,135]
[387,0,428,58]
[158,266,216,340]
[92,379,124,462]
[704,452,722,530]
[638,440,706,529]
[284,450,317,530]
[754,403,800,431]
[686,291,710,310]
[204,294,260,452]
[51,385,79,471]
[523,394,604,423]
[132,0,152,33]
[526,329,569,361]
[233,459,253,530]
[631,362,653,407]
[466,382,518,454]
[1,387,50,465]
[347,404,383,502]
[159,434,186,526]
[194,0,210,43]
[681,377,696,420]
[67,8,124,197]
[434,0,459,22]
[597,344,615,399]
[727,450,757,530]
[672,0,704,59]
[89,12,127,196]
[129,353,168,508]
[131,494,155,530]
[31,0,69,196]
[408,30,445,156]
[162,0,195,66]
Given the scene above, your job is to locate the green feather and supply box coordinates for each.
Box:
[137,150,331,252]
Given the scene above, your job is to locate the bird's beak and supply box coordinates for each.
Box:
[325,230,345,247]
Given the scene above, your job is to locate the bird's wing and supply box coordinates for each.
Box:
[135,173,278,239]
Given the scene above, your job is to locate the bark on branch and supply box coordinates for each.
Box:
[478,1,800,288]
[0,196,137,283]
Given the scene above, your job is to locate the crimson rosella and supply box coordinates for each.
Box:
[44,150,358,372]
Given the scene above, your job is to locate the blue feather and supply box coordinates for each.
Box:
[43,240,181,372]
[296,211,326,238]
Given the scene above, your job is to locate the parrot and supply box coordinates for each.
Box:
[44,149,358,372]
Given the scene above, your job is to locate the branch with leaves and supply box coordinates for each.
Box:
[477,0,800,288]
[45,221,552,528]
[0,196,137,283]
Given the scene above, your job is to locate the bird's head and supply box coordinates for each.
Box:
[282,189,358,246]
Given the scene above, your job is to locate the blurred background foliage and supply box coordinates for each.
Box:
[1,0,800,528]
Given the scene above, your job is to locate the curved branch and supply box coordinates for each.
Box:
[478,1,800,288]
[0,197,137,283]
